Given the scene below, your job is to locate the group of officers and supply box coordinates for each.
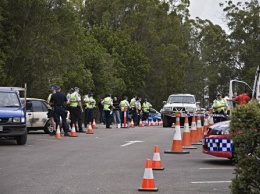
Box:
[46,85,153,136]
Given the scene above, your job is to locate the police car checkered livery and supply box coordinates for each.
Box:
[204,138,233,152]
[202,121,233,159]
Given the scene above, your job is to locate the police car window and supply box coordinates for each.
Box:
[31,101,45,112]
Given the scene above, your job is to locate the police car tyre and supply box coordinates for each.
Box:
[163,115,172,127]
[44,120,53,134]
[16,133,27,145]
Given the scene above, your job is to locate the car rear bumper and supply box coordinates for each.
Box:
[202,150,233,159]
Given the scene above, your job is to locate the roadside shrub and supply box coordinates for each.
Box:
[230,101,260,194]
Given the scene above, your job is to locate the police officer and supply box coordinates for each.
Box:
[142,98,152,122]
[134,97,142,126]
[85,92,96,126]
[47,86,57,136]
[102,93,113,129]
[130,95,137,122]
[120,96,130,127]
[50,86,70,136]
[69,87,84,132]
[212,93,228,122]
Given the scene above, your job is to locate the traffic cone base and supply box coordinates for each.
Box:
[138,159,158,192]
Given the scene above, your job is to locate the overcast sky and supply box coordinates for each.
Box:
[189,0,241,30]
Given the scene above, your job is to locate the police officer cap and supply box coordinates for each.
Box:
[69,88,74,92]
[50,86,56,91]
[55,85,61,90]
[106,93,111,97]
[217,93,222,96]
[124,96,128,99]
[74,86,80,90]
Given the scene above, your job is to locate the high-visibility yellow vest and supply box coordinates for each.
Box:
[70,92,78,107]
[120,100,128,111]
[130,98,136,108]
[103,97,112,111]
[214,99,226,112]
[142,102,151,112]
[86,97,96,108]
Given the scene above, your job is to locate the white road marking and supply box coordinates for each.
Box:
[200,168,234,170]
[120,141,144,147]
[191,181,232,184]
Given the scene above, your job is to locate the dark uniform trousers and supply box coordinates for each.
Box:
[54,106,69,133]
[70,106,83,132]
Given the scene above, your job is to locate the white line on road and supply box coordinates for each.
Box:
[191,181,232,184]
[200,168,234,170]
[120,141,144,147]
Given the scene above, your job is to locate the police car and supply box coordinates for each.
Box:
[202,120,233,159]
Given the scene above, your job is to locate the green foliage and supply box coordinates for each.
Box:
[230,101,260,194]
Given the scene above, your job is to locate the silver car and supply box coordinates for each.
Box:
[21,98,54,134]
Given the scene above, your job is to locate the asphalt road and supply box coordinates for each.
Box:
[0,124,235,194]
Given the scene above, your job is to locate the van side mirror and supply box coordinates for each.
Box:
[163,101,166,104]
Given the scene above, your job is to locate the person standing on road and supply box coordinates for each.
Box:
[120,96,130,127]
[112,96,121,128]
[102,93,113,129]
[142,98,152,122]
[130,95,137,122]
[69,87,84,132]
[47,86,57,136]
[50,86,71,136]
[134,97,142,126]
[85,92,96,126]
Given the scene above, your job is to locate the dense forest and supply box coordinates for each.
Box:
[0,0,259,109]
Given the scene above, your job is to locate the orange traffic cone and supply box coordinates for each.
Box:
[145,119,149,127]
[196,116,203,142]
[86,122,93,134]
[152,145,164,170]
[138,159,158,191]
[164,115,189,154]
[130,119,134,128]
[203,115,209,133]
[92,119,97,129]
[70,123,78,137]
[139,119,143,127]
[55,125,62,139]
[182,115,197,149]
[151,120,155,126]
[159,120,163,126]
[190,115,198,143]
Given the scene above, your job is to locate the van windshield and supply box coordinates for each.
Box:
[167,96,195,104]
[0,92,20,107]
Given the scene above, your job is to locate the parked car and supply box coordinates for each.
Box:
[148,108,161,122]
[127,108,161,122]
[21,98,70,134]
[202,120,233,159]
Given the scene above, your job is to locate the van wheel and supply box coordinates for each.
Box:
[44,120,53,134]
[16,133,27,145]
